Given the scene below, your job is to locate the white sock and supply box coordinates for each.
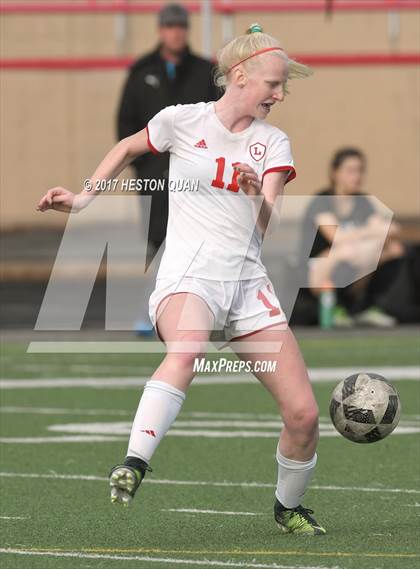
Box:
[126,380,186,464]
[275,448,317,509]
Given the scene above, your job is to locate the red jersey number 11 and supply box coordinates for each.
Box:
[211,157,240,192]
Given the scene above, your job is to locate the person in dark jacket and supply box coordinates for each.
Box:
[117,3,220,257]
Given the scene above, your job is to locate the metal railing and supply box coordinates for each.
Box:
[1,0,418,68]
[0,1,419,14]
[1,53,419,70]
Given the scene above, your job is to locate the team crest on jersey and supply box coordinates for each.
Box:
[249,142,266,162]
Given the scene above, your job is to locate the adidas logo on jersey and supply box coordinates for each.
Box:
[194,139,208,149]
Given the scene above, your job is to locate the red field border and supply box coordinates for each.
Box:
[0,1,419,15]
[1,53,419,70]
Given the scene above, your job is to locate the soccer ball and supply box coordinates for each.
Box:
[329,373,401,443]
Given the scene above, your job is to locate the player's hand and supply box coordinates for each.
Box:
[234,163,261,195]
[37,187,77,213]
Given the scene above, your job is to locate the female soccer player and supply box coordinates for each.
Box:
[37,24,325,536]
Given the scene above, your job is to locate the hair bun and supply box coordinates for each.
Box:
[246,23,263,34]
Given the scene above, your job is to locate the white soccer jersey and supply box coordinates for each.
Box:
[147,102,295,281]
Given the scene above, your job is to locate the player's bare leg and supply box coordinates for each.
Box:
[230,325,326,534]
[152,292,214,390]
[110,293,213,505]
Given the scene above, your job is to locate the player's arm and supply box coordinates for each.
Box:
[37,128,150,214]
[259,169,288,233]
[235,163,288,235]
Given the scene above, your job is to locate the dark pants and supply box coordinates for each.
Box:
[335,258,404,315]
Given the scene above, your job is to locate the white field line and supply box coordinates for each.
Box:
[162,508,266,516]
[0,406,131,416]
[46,419,419,433]
[47,420,299,430]
[0,436,125,443]
[7,359,420,379]
[0,516,29,520]
[0,549,337,569]
[1,424,419,443]
[1,426,419,444]
[0,471,418,495]
[26,341,286,355]
[0,366,418,389]
[4,364,154,374]
[1,406,419,425]
[189,411,420,420]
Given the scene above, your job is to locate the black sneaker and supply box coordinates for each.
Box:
[109,457,152,506]
[274,499,326,535]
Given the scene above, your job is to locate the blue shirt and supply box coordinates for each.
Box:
[165,61,176,81]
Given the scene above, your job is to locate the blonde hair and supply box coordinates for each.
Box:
[214,23,312,92]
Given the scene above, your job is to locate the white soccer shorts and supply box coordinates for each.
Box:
[149,276,287,344]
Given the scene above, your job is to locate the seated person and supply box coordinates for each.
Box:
[299,147,405,327]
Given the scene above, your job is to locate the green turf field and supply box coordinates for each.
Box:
[0,334,419,569]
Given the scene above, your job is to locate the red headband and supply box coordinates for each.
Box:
[227,47,285,74]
